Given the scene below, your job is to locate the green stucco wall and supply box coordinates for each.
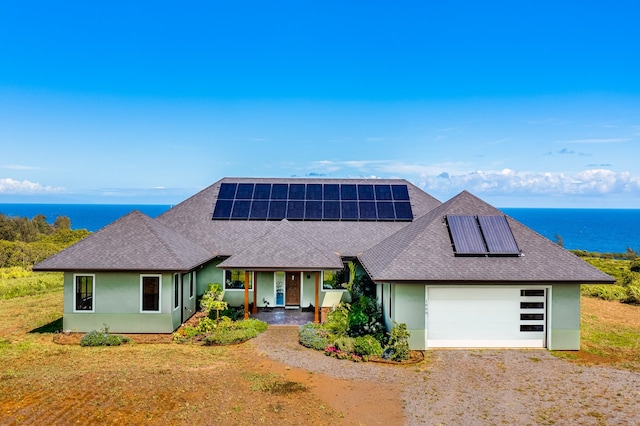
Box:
[392,284,426,350]
[548,284,581,350]
[63,271,180,333]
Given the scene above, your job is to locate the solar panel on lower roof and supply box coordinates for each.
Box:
[286,200,305,219]
[305,201,322,219]
[447,215,487,254]
[341,201,358,220]
[218,183,237,199]
[477,215,520,255]
[212,199,233,219]
[249,200,269,219]
[268,201,286,220]
[391,184,410,201]
[394,202,413,221]
[230,200,251,219]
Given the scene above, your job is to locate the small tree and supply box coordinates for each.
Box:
[201,283,227,321]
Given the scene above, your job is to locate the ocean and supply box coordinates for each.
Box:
[1,204,639,254]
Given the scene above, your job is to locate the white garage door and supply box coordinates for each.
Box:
[426,286,547,348]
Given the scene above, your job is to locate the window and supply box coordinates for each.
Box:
[322,262,351,290]
[224,270,253,290]
[189,272,195,299]
[173,274,180,310]
[141,275,161,312]
[74,274,94,312]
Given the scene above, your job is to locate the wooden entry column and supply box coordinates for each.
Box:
[314,271,319,323]
[244,270,250,320]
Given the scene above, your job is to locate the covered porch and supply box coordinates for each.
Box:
[251,307,315,326]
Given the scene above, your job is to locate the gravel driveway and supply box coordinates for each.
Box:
[252,328,640,425]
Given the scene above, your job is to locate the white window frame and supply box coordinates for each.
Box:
[73,273,95,313]
[224,269,254,291]
[173,273,180,311]
[140,274,162,313]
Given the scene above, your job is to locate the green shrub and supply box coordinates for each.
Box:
[324,303,349,338]
[298,322,330,351]
[383,322,410,362]
[347,296,384,341]
[624,285,640,304]
[582,284,629,301]
[204,328,258,345]
[354,335,383,357]
[173,325,200,342]
[80,325,130,347]
[333,336,356,353]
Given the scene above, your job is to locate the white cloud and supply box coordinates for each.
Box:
[310,159,640,198]
[423,168,640,196]
[0,178,65,194]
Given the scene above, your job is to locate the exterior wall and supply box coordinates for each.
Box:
[63,271,177,333]
[548,284,581,350]
[255,271,274,307]
[196,259,225,296]
[391,283,427,350]
[383,282,581,351]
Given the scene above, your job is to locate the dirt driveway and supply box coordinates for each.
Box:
[252,328,640,425]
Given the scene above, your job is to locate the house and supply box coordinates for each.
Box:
[34,177,614,350]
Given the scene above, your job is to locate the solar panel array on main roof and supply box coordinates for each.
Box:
[446,214,521,256]
[212,182,414,221]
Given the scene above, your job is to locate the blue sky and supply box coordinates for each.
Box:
[1,1,639,207]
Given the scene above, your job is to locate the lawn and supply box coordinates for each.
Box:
[0,279,638,424]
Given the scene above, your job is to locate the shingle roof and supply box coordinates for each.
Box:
[33,210,214,272]
[359,191,615,284]
[156,177,442,257]
[217,219,344,270]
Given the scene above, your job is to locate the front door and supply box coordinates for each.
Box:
[285,272,301,306]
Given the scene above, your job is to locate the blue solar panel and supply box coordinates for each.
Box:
[231,200,251,219]
[236,183,255,199]
[359,201,377,220]
[305,201,322,219]
[218,183,237,199]
[323,201,340,220]
[270,184,288,199]
[341,201,359,220]
[374,184,392,200]
[477,215,520,254]
[286,200,305,219]
[447,215,487,254]
[253,184,271,199]
[376,202,395,220]
[289,184,305,200]
[212,199,233,219]
[358,184,375,200]
[323,184,340,200]
[341,184,357,200]
[394,202,413,221]
[391,184,410,201]
[213,182,414,222]
[306,184,322,200]
[268,201,286,220]
[249,200,269,219]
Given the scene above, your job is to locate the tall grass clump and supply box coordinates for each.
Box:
[0,270,63,299]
